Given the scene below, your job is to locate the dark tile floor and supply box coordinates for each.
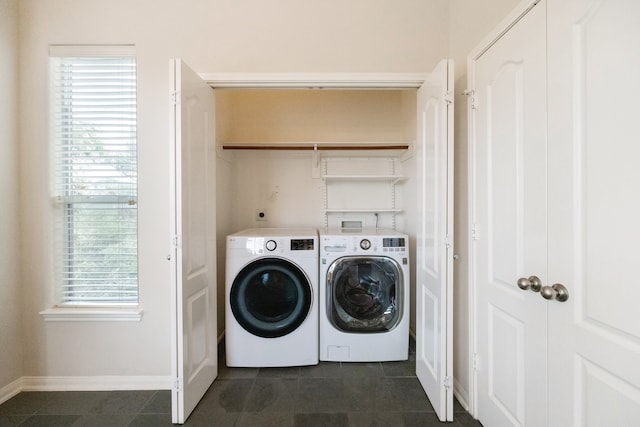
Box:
[0,341,481,427]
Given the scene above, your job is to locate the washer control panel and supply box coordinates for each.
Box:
[321,234,407,254]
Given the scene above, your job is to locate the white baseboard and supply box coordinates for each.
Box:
[20,376,173,392]
[453,377,470,411]
[0,377,23,405]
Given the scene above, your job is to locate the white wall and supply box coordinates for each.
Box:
[448,0,522,408]
[17,0,449,381]
[19,0,173,380]
[0,0,22,396]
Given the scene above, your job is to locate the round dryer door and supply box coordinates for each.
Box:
[327,256,403,332]
[230,258,312,338]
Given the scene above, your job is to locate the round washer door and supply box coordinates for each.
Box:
[327,256,403,332]
[230,257,312,338]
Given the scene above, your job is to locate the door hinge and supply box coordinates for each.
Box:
[462,89,476,110]
[473,353,479,372]
[443,376,453,390]
[444,90,454,105]
[444,234,453,249]
[171,90,181,105]
[174,378,183,392]
[173,234,182,248]
[471,223,479,241]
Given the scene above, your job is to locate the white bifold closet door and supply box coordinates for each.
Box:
[415,58,455,422]
[471,3,548,426]
[169,59,218,424]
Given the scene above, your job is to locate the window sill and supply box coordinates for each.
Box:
[40,307,143,322]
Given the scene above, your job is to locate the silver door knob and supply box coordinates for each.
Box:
[540,283,569,302]
[517,276,542,292]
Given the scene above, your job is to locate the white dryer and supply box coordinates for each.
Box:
[319,228,410,362]
[225,228,318,367]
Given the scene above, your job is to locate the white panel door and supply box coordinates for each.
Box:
[547,0,640,424]
[415,59,454,422]
[471,2,548,426]
[170,59,217,424]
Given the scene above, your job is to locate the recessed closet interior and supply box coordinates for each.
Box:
[214,88,419,333]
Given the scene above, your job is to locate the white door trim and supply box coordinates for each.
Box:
[199,73,429,89]
[468,0,542,63]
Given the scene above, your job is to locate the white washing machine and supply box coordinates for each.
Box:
[319,228,410,362]
[225,228,319,367]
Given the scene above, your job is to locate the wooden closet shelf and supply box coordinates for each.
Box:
[222,143,410,151]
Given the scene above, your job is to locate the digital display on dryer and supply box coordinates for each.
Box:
[383,237,405,248]
[291,239,315,251]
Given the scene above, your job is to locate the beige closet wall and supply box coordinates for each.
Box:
[0,0,22,393]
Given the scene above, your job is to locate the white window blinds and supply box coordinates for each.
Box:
[50,46,138,306]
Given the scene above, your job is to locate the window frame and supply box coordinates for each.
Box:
[42,45,142,321]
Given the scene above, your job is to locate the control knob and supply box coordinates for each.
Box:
[360,239,371,250]
[265,240,277,251]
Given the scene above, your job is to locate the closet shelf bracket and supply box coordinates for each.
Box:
[313,144,320,167]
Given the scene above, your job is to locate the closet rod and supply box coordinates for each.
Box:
[222,144,410,151]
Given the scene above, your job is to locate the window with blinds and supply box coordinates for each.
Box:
[50,46,138,306]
